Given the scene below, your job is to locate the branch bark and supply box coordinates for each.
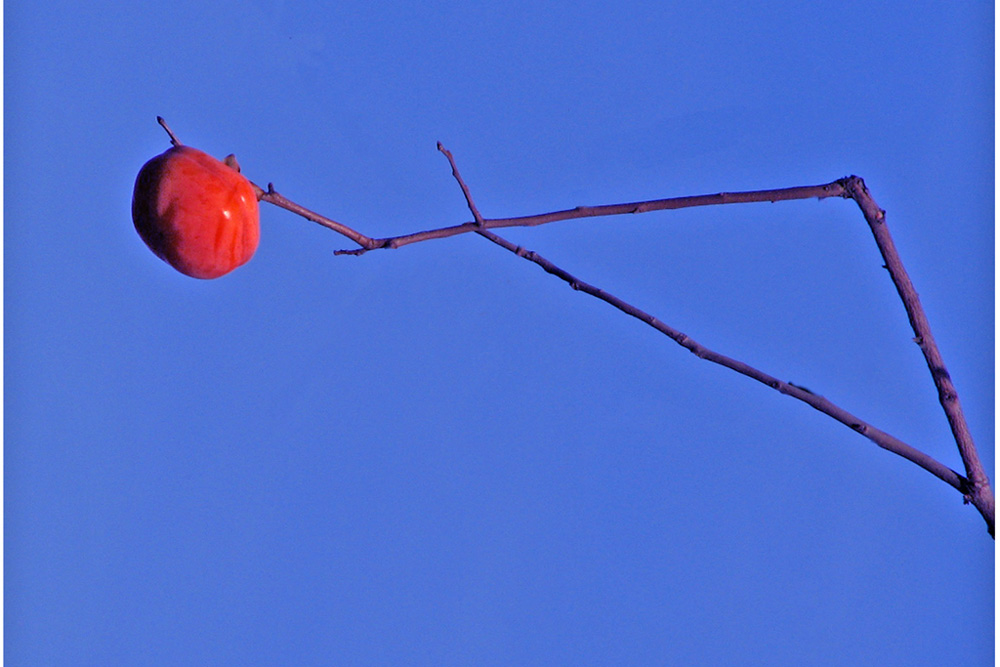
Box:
[328,181,849,254]
[250,181,376,250]
[839,176,994,533]
[256,154,994,536]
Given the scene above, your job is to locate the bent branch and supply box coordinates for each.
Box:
[840,176,994,533]
[256,152,993,536]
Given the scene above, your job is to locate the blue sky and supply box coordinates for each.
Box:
[6,1,994,664]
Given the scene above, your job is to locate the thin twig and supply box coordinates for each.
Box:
[243,129,991,534]
[156,116,182,147]
[488,229,966,490]
[437,142,486,227]
[431,145,969,499]
[253,181,377,251]
[333,181,848,254]
[840,176,994,534]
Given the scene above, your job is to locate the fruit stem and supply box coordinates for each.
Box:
[156,116,183,146]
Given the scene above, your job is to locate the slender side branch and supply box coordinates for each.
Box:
[246,133,991,535]
[478,228,967,492]
[437,142,487,228]
[334,180,848,253]
[251,180,377,251]
[840,176,994,533]
[432,146,969,502]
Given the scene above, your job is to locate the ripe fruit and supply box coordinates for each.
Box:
[133,140,260,279]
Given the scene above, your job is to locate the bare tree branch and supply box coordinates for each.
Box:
[430,145,970,490]
[840,176,994,533]
[248,180,377,250]
[330,180,849,254]
[255,149,994,536]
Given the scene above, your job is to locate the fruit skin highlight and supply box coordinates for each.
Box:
[132,146,260,279]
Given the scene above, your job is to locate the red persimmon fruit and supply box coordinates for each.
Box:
[133,145,260,279]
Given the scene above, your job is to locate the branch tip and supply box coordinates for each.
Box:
[437,143,486,227]
[156,116,182,146]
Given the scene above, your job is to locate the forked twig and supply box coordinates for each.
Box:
[237,126,992,534]
[427,145,988,528]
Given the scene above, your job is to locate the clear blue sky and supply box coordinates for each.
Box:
[6,1,994,664]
